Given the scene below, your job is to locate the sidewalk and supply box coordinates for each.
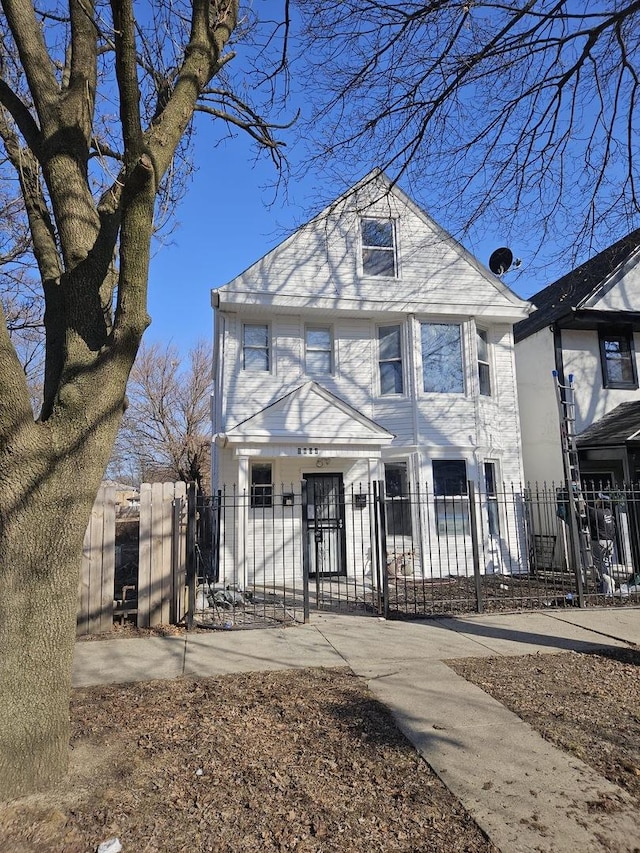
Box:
[73,608,640,853]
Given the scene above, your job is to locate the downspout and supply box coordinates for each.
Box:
[407,314,423,547]
[552,322,565,384]
[407,315,420,454]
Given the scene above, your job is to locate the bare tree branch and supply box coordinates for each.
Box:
[296,1,640,267]
[110,340,212,489]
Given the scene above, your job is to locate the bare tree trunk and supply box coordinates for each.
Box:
[0,401,122,798]
[0,521,79,796]
[0,0,246,801]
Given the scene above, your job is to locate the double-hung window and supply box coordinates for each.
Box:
[421,323,464,393]
[250,462,273,508]
[484,462,500,536]
[477,329,491,396]
[384,461,412,537]
[378,325,403,395]
[433,460,469,536]
[361,218,397,277]
[599,329,637,389]
[305,326,332,375]
[243,323,270,371]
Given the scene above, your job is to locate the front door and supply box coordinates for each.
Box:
[304,474,347,577]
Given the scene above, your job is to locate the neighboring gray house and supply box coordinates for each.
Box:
[211,171,531,587]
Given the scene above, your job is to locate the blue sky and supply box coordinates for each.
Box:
[143,3,637,358]
[146,128,551,357]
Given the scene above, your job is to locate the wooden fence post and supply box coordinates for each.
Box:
[172,481,187,624]
[77,484,116,635]
[138,481,189,627]
[77,480,191,633]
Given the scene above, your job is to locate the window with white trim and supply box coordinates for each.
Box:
[378,324,404,395]
[433,459,469,536]
[484,461,500,536]
[477,329,491,396]
[421,323,464,393]
[250,462,273,508]
[305,326,333,375]
[384,461,412,537]
[242,323,270,371]
[361,218,397,277]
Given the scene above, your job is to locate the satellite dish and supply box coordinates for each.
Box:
[489,247,513,276]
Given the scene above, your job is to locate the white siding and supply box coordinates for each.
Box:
[214,173,530,322]
[212,171,530,582]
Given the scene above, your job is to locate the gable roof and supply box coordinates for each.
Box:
[514,228,640,341]
[218,381,394,446]
[212,169,531,321]
[577,402,640,447]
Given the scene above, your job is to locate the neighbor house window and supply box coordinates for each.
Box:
[477,329,491,396]
[378,324,404,395]
[250,462,273,508]
[421,323,464,393]
[243,323,270,371]
[305,326,333,375]
[361,218,397,277]
[599,329,637,389]
[433,459,469,535]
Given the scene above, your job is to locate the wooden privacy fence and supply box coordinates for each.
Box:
[77,481,190,635]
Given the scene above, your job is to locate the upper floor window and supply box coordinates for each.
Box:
[421,323,464,393]
[599,329,637,389]
[378,324,404,395]
[477,329,491,396]
[305,326,333,375]
[250,462,273,508]
[361,218,397,277]
[243,323,270,372]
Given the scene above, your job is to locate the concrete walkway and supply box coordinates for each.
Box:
[73,609,640,853]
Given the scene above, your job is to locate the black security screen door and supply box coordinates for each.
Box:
[304,474,347,577]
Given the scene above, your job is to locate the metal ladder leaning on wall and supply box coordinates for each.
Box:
[553,370,593,604]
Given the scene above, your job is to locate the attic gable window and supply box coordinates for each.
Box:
[243,323,270,372]
[599,329,637,389]
[361,218,397,277]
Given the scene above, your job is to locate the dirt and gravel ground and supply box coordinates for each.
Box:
[1,637,638,852]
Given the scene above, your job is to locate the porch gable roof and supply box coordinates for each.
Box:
[218,381,394,447]
[577,401,640,447]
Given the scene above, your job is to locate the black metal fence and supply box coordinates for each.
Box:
[190,480,640,629]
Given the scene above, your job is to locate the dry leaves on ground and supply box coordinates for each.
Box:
[0,668,496,853]
[449,647,640,804]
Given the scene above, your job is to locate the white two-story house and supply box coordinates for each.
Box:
[211,171,532,588]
